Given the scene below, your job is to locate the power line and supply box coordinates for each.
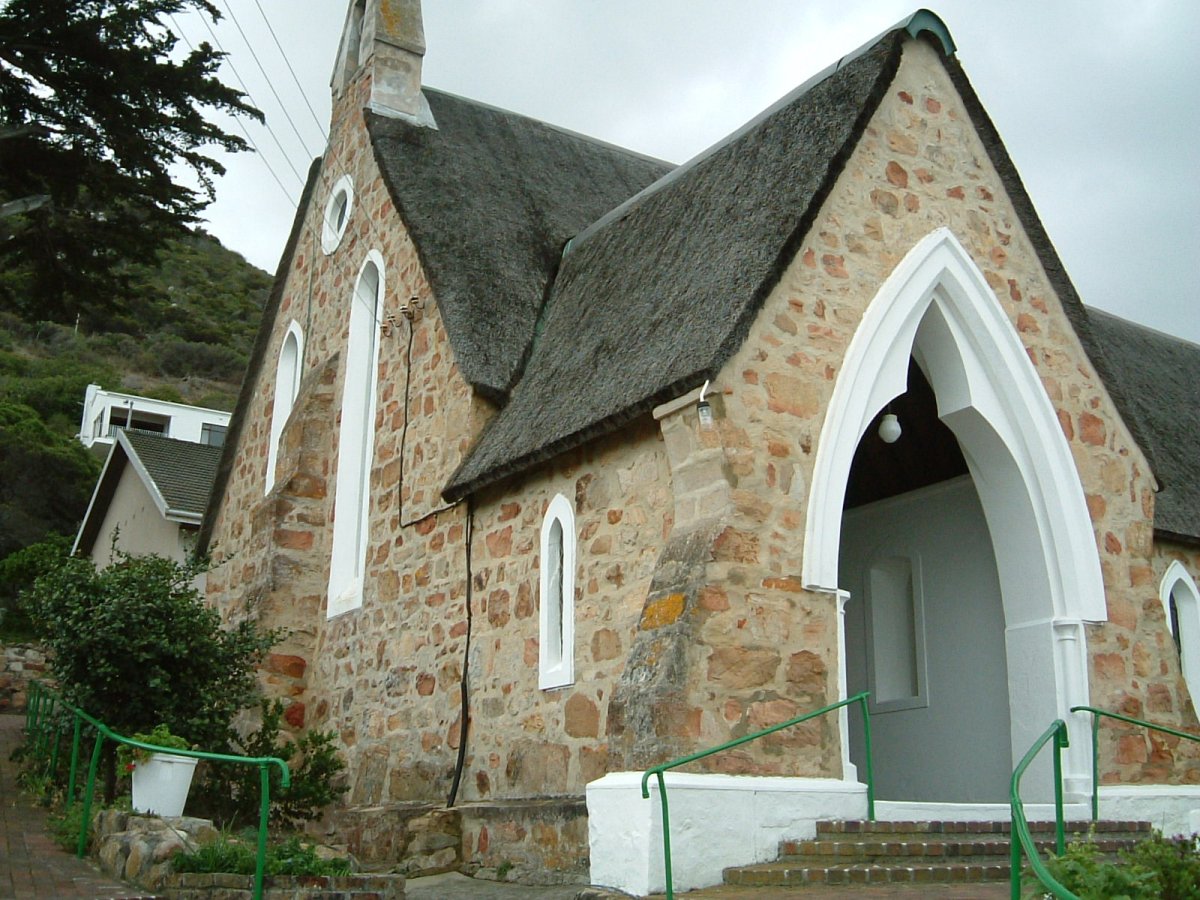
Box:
[217,0,322,159]
[251,0,328,145]
[167,14,299,211]
[192,8,309,189]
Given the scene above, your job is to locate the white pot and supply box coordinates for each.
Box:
[130,752,198,817]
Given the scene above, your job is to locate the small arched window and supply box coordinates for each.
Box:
[1161,561,1200,711]
[266,321,304,493]
[327,253,384,617]
[539,494,576,689]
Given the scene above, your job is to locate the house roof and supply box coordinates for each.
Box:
[74,430,223,556]
[367,90,672,402]
[443,30,909,499]
[1086,310,1200,543]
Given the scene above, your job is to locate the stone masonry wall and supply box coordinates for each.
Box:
[205,28,1200,876]
[688,35,1193,784]
[0,643,46,712]
[203,63,674,869]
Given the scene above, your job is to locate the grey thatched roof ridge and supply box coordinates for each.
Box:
[367,91,672,402]
[122,430,222,520]
[443,30,907,500]
[1086,309,1200,542]
[197,156,323,556]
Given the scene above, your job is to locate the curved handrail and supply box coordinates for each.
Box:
[1009,719,1076,900]
[640,691,873,900]
[24,680,290,900]
[1071,704,1200,821]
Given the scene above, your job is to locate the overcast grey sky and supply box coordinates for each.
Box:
[175,1,1199,344]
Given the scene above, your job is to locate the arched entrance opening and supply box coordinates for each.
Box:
[804,228,1106,801]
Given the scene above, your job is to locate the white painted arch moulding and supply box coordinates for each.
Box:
[327,250,386,619]
[802,227,1106,626]
[1161,560,1200,711]
[266,319,305,494]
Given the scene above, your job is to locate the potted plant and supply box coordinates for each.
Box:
[120,724,198,817]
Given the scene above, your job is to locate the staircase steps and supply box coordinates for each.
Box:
[722,819,1153,888]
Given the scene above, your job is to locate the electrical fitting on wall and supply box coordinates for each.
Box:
[696,379,715,430]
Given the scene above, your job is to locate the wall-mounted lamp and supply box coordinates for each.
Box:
[878,409,902,444]
[697,379,714,430]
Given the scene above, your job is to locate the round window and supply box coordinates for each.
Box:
[321,175,354,254]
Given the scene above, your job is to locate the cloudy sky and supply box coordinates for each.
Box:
[173,1,1199,344]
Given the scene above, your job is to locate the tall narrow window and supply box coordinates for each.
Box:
[328,255,383,618]
[1161,562,1200,710]
[539,494,576,689]
[266,321,303,493]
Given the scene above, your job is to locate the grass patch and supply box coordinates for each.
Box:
[171,833,352,877]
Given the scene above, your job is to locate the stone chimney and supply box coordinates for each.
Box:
[331,0,435,127]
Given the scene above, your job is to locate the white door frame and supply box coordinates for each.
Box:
[804,228,1107,799]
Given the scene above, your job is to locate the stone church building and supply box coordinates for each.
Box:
[198,2,1200,891]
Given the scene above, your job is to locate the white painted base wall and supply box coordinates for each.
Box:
[1096,785,1200,838]
[586,775,1200,896]
[586,773,867,896]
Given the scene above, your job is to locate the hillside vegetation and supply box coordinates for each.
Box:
[0,229,270,568]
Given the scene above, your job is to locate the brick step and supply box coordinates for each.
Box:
[724,860,1011,887]
[780,835,1137,860]
[815,818,1151,837]
[721,819,1153,889]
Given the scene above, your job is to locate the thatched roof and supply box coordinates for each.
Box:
[1087,310,1200,543]
[367,91,671,402]
[444,31,907,500]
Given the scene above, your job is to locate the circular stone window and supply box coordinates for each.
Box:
[321,174,355,254]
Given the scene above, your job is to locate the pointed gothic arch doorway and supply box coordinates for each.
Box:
[804,228,1107,801]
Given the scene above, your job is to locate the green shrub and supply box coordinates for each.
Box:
[1034,831,1200,899]
[191,699,346,830]
[1123,832,1200,900]
[117,723,193,771]
[172,833,351,876]
[25,551,280,752]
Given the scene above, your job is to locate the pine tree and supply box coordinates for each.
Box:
[0,0,261,321]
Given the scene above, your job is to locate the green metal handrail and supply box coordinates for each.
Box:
[24,680,291,900]
[640,691,874,900]
[1009,719,1075,900]
[1071,704,1200,821]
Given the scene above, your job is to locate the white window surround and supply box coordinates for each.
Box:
[327,251,385,618]
[321,174,354,255]
[266,320,304,494]
[1161,561,1200,711]
[539,493,576,689]
[804,227,1106,800]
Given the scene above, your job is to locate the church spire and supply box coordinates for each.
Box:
[331,0,435,127]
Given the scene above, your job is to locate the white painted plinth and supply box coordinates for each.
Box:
[1096,785,1200,837]
[586,773,866,896]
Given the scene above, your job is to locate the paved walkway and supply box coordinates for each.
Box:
[2,712,1012,898]
[0,713,152,898]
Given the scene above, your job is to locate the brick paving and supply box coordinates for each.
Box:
[0,713,149,899]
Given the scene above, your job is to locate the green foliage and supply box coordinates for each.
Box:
[25,551,280,751]
[0,532,69,640]
[117,723,193,771]
[172,833,352,877]
[1034,832,1200,899]
[0,404,98,559]
[47,795,90,852]
[1123,832,1200,900]
[192,699,346,830]
[0,0,261,321]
